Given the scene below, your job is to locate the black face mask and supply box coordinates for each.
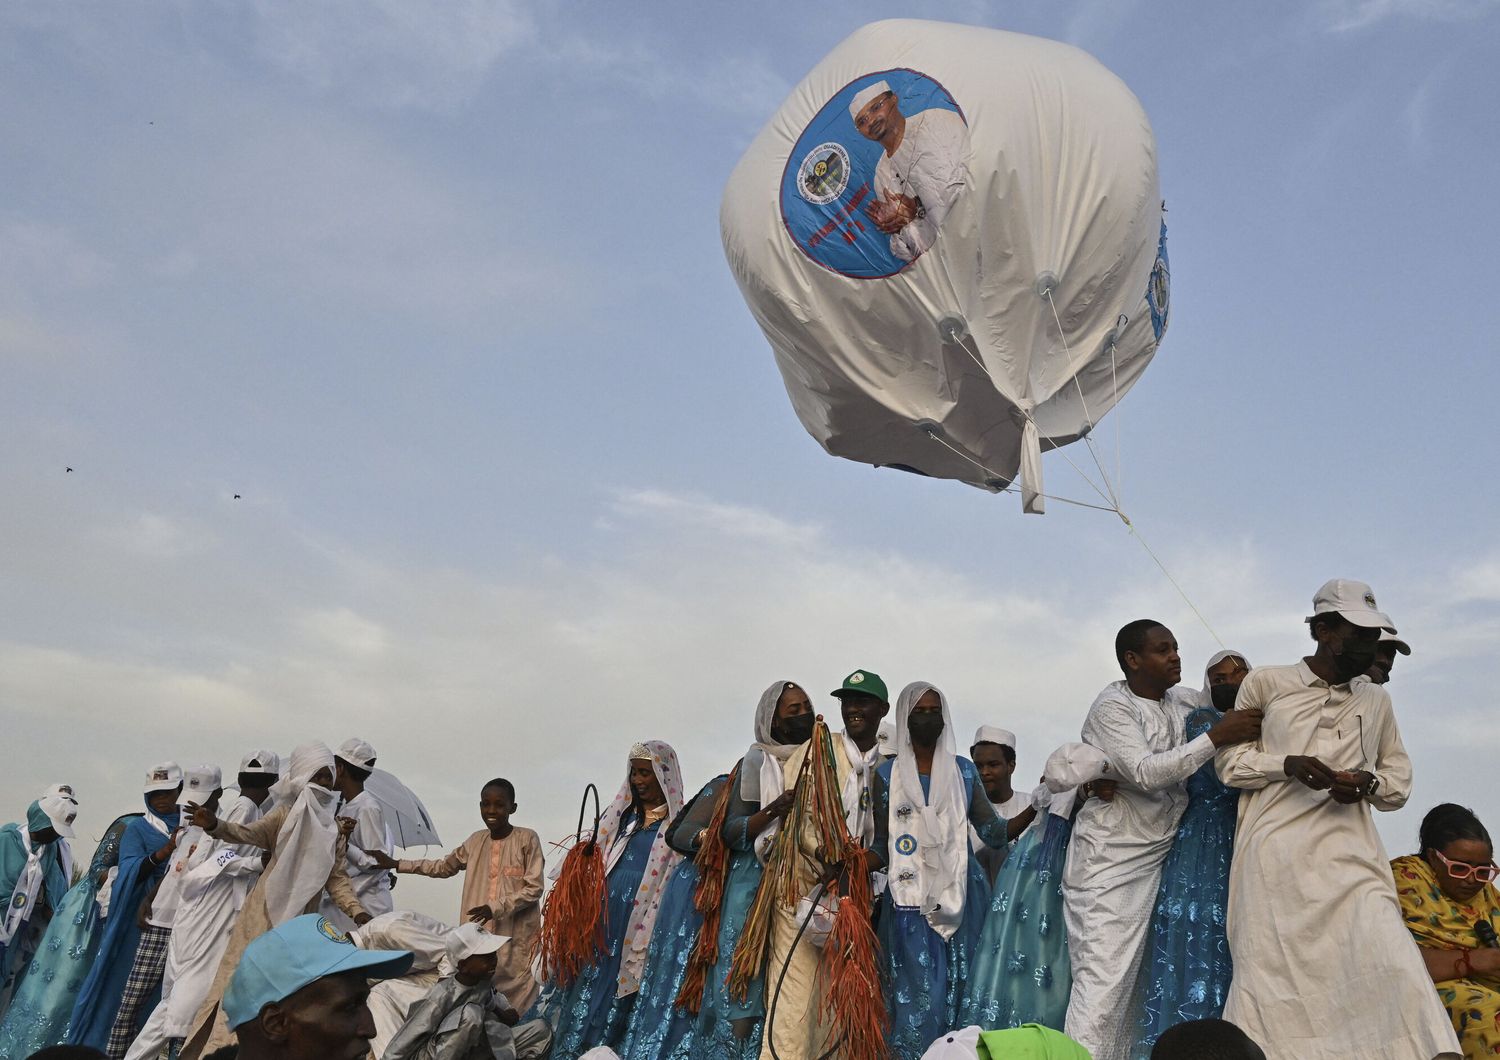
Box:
[775,713,815,746]
[908,712,945,747]
[1209,683,1240,712]
[1332,637,1378,683]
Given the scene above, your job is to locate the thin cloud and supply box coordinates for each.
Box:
[1318,0,1499,32]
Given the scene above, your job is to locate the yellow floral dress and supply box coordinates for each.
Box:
[1393,853,1500,1057]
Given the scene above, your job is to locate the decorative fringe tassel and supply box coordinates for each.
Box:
[726,728,823,1000]
[727,717,888,1059]
[674,766,738,1014]
[818,848,887,1060]
[531,835,608,990]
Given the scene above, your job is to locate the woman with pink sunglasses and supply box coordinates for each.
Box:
[1394,803,1500,1058]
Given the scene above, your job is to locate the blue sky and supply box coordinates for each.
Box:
[3,0,1497,915]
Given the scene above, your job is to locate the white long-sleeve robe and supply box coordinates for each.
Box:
[323,789,394,930]
[1216,661,1460,1060]
[1062,680,1214,1060]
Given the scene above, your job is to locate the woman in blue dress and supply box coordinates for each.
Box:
[1131,649,1250,1058]
[698,679,815,1059]
[0,795,76,1016]
[876,682,1013,1060]
[0,814,134,1055]
[541,740,684,1060]
[69,763,183,1052]
[619,771,730,1060]
[960,785,1079,1032]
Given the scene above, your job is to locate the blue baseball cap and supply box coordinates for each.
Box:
[224,914,414,1029]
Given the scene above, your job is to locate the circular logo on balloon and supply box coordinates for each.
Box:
[894,833,918,856]
[780,69,969,279]
[796,142,851,206]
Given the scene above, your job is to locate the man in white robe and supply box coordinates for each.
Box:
[221,749,280,824]
[1216,579,1460,1060]
[124,765,264,1060]
[1062,620,1261,1060]
[849,80,969,263]
[324,737,394,931]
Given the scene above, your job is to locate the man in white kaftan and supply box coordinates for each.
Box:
[849,81,969,263]
[324,737,395,931]
[1062,621,1260,1060]
[124,765,264,1060]
[1216,579,1460,1060]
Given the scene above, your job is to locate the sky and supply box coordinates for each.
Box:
[3,0,1498,919]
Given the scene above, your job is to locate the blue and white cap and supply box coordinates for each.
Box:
[223,914,413,1029]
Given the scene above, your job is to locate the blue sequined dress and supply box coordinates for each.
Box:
[0,815,133,1057]
[544,813,662,1060]
[876,757,1006,1060]
[1132,706,1238,1057]
[620,775,730,1060]
[695,765,770,1060]
[959,807,1074,1031]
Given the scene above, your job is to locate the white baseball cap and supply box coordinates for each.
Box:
[848,80,891,121]
[239,750,281,774]
[336,738,378,771]
[1309,578,1397,633]
[1043,742,1113,792]
[445,922,509,964]
[918,1025,982,1059]
[40,783,76,801]
[178,765,224,806]
[38,792,78,839]
[972,726,1017,752]
[143,762,184,794]
[1378,631,1412,656]
[876,720,897,755]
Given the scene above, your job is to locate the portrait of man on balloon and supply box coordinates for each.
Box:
[849,78,970,264]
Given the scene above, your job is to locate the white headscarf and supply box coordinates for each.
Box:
[592,739,684,998]
[740,680,808,861]
[888,682,969,939]
[1200,649,1252,709]
[261,741,340,926]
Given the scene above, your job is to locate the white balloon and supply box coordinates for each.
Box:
[722,20,1170,512]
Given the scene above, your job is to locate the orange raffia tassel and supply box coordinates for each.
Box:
[531,784,608,990]
[673,767,738,1014]
[726,726,819,1001]
[802,722,887,1060]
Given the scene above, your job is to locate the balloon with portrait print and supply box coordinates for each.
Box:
[721,19,1170,512]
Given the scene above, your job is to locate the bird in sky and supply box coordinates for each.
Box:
[65,467,73,473]
[233,493,241,500]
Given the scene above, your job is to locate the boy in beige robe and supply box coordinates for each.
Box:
[374,778,544,1014]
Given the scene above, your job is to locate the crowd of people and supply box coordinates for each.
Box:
[0,578,1492,1060]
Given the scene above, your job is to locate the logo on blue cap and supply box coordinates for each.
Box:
[316,916,351,944]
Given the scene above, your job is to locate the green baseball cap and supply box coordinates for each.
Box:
[831,669,889,703]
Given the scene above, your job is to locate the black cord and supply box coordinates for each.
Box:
[765,878,849,1060]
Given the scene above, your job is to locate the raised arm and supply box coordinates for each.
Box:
[1214,673,1293,790]
[399,842,467,879]
[1088,697,1217,792]
[209,805,288,852]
